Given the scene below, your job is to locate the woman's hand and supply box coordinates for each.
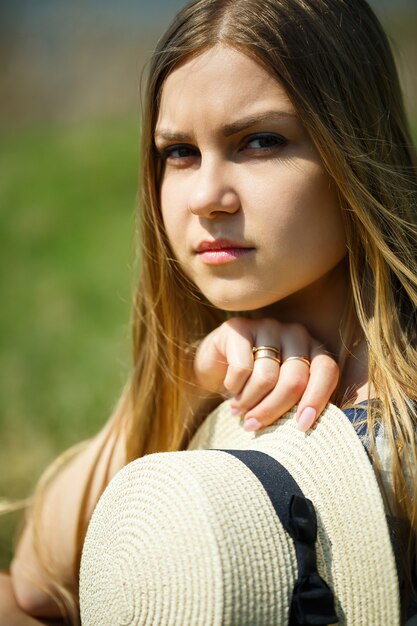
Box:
[194,317,339,432]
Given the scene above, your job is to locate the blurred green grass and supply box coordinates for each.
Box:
[0,117,139,567]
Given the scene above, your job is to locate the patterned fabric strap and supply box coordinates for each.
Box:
[342,405,417,621]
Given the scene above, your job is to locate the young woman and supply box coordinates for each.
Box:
[3,0,417,623]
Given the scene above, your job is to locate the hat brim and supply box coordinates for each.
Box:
[80,402,399,625]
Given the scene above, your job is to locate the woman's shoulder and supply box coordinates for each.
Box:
[342,400,395,505]
[342,401,417,624]
[11,418,126,616]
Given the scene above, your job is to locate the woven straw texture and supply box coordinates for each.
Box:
[79,402,399,625]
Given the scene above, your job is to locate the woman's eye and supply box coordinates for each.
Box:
[243,133,287,151]
[160,145,199,162]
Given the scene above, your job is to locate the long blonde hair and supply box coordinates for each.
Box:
[33,0,417,621]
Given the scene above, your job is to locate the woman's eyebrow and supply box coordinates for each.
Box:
[154,110,298,143]
[154,129,192,143]
[222,110,298,136]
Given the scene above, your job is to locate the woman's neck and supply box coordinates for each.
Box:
[253,258,351,356]
[251,258,370,404]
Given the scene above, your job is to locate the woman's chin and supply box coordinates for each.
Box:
[204,291,281,313]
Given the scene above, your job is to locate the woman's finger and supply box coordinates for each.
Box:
[230,319,283,415]
[219,318,255,395]
[295,342,339,431]
[231,354,281,412]
[194,318,254,395]
[222,348,254,396]
[237,323,313,429]
[241,336,338,431]
[242,352,311,430]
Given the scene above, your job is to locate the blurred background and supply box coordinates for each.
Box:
[1,0,416,569]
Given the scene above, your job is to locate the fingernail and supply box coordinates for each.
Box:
[297,407,316,432]
[231,407,242,415]
[243,417,261,432]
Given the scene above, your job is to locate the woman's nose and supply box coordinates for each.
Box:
[188,160,240,217]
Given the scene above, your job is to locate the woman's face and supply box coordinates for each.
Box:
[156,45,346,312]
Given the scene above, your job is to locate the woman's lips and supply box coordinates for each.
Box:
[195,239,255,265]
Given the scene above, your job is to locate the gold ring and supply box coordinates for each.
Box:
[282,355,311,367]
[252,346,281,364]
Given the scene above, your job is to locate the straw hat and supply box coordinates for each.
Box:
[79,402,400,625]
